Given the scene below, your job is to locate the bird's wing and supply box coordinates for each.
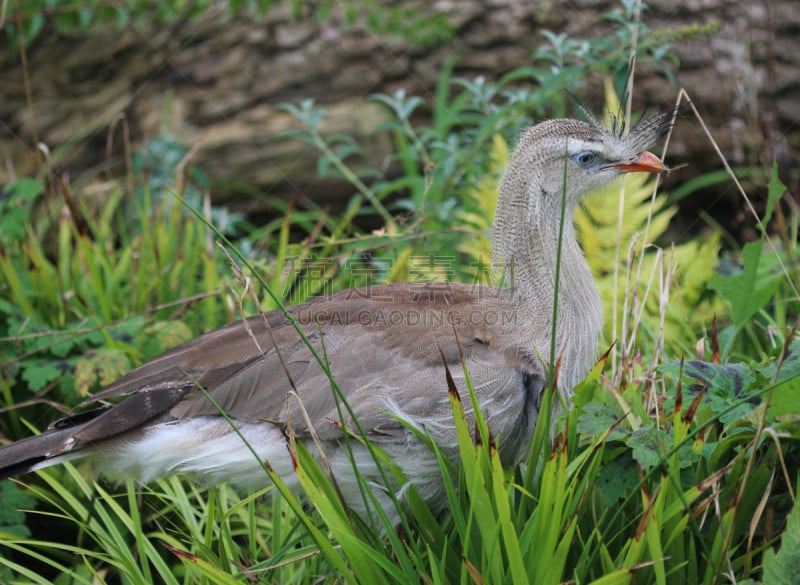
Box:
[71,283,545,450]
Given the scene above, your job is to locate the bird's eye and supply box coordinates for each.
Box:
[571,151,601,169]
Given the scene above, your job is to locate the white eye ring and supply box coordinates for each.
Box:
[571,151,601,169]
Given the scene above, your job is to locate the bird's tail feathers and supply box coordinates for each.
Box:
[0,426,87,480]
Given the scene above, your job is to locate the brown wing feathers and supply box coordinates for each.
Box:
[0,282,524,478]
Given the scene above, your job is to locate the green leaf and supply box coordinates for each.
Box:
[708,240,779,326]
[596,453,639,506]
[74,348,132,396]
[661,359,761,424]
[766,376,800,420]
[0,481,35,538]
[170,551,243,585]
[762,498,800,585]
[683,361,755,399]
[761,338,800,385]
[51,325,104,358]
[142,320,193,359]
[578,402,625,438]
[628,425,667,468]
[21,359,64,392]
[763,161,786,228]
[0,178,42,243]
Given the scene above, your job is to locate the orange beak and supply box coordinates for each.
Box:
[610,150,666,174]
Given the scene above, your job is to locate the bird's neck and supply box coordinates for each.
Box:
[498,205,603,392]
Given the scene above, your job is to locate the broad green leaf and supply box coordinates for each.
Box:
[627,425,667,468]
[0,178,43,243]
[709,240,779,326]
[578,401,626,438]
[762,498,800,585]
[0,482,35,538]
[767,376,800,419]
[21,359,64,392]
[596,454,639,507]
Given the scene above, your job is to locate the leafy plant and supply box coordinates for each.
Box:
[709,163,800,359]
[762,495,800,585]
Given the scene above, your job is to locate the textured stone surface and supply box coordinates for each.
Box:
[0,0,797,224]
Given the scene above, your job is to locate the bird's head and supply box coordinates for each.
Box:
[492,109,674,273]
[509,110,673,207]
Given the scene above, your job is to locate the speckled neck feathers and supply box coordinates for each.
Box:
[491,113,672,391]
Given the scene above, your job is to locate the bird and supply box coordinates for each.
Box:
[0,111,671,523]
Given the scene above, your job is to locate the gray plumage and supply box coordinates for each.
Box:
[0,112,671,521]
